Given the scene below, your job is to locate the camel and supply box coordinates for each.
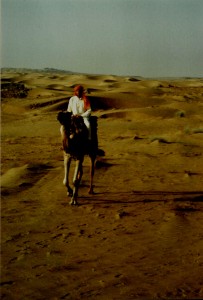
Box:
[57,111,98,205]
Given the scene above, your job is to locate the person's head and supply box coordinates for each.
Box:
[74,85,90,110]
[74,85,85,98]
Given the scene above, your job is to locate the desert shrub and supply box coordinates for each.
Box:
[1,82,29,98]
[175,110,186,118]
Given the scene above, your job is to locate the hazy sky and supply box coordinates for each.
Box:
[1,0,203,77]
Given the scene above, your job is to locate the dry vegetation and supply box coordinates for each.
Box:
[1,70,203,299]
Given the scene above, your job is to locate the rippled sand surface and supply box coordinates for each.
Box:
[1,70,203,299]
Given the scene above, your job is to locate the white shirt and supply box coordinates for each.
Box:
[67,96,91,118]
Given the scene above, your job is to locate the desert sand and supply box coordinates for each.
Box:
[1,70,203,299]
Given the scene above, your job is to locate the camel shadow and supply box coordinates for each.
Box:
[76,190,203,206]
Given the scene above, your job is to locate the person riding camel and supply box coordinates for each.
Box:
[67,85,91,140]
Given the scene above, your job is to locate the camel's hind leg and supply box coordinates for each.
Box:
[89,155,96,194]
[70,159,83,206]
[63,153,73,197]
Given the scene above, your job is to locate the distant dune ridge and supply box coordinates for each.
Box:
[1,68,203,299]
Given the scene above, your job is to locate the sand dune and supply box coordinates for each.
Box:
[1,70,203,299]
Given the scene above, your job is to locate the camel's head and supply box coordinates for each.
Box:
[57,111,72,127]
[71,115,88,136]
